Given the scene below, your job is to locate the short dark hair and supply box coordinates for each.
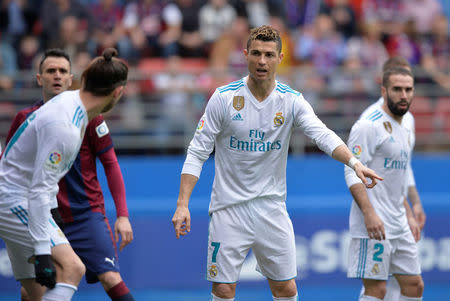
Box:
[39,48,71,74]
[382,67,414,88]
[246,25,282,53]
[382,56,411,72]
[81,48,128,96]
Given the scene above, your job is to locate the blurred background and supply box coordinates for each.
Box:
[0,0,449,300]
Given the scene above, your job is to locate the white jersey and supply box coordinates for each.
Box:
[0,90,87,255]
[345,105,413,238]
[182,76,344,213]
[360,97,416,187]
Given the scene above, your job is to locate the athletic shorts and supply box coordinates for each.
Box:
[347,232,421,280]
[0,204,68,280]
[64,211,119,283]
[206,199,297,283]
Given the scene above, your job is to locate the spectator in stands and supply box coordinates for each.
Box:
[361,0,407,38]
[0,0,40,48]
[199,0,237,53]
[122,0,181,59]
[320,0,358,39]
[346,21,388,75]
[152,55,197,143]
[208,16,249,77]
[385,19,422,66]
[420,14,450,91]
[294,13,347,77]
[40,0,93,49]
[174,0,204,57]
[404,0,443,35]
[281,0,322,31]
[0,35,17,90]
[234,0,284,28]
[17,34,40,70]
[87,0,133,61]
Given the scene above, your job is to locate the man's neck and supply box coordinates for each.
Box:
[247,77,276,102]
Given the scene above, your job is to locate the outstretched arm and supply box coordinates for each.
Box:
[332,144,383,188]
[172,173,198,239]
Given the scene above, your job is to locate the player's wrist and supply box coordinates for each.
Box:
[347,157,360,170]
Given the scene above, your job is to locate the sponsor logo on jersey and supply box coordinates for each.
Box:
[273,112,284,127]
[95,121,109,138]
[383,121,392,133]
[232,113,243,121]
[208,264,218,278]
[45,151,62,171]
[233,96,244,111]
[352,145,362,157]
[197,116,205,131]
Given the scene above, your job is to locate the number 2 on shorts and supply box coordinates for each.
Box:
[373,243,384,262]
[211,242,221,263]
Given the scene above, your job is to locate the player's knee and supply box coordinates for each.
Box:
[98,271,122,289]
[405,277,424,297]
[364,280,386,299]
[270,279,297,298]
[65,255,85,281]
[212,282,236,299]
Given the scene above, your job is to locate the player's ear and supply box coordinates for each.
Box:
[36,73,42,87]
[113,85,125,98]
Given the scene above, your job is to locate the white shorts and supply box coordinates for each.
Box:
[347,232,421,280]
[206,199,297,283]
[0,204,68,280]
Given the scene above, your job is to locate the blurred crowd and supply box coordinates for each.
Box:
[1,0,450,153]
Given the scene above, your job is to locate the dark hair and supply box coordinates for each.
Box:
[81,48,128,96]
[382,67,414,88]
[39,48,71,73]
[246,25,282,53]
[382,56,411,72]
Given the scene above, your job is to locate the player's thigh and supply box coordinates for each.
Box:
[51,243,85,283]
[64,212,119,284]
[207,205,254,283]
[347,238,392,280]
[390,233,421,276]
[252,202,296,281]
[0,207,36,279]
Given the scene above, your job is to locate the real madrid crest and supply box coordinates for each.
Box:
[274,112,284,127]
[371,263,380,275]
[208,264,218,278]
[383,121,392,134]
[233,96,245,111]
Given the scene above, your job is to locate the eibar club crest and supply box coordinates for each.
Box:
[273,112,285,127]
[383,121,392,133]
[233,96,245,111]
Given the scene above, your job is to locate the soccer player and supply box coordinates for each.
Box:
[0,48,128,301]
[358,57,426,301]
[172,25,382,301]
[345,67,424,301]
[4,48,135,301]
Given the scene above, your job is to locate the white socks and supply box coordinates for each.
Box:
[360,296,383,301]
[42,283,77,301]
[273,294,298,300]
[211,293,235,301]
[399,296,422,301]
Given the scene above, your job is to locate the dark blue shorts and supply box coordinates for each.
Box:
[63,211,119,283]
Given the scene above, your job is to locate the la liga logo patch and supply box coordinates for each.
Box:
[49,152,62,164]
[45,151,63,171]
[352,145,362,157]
[197,116,205,131]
